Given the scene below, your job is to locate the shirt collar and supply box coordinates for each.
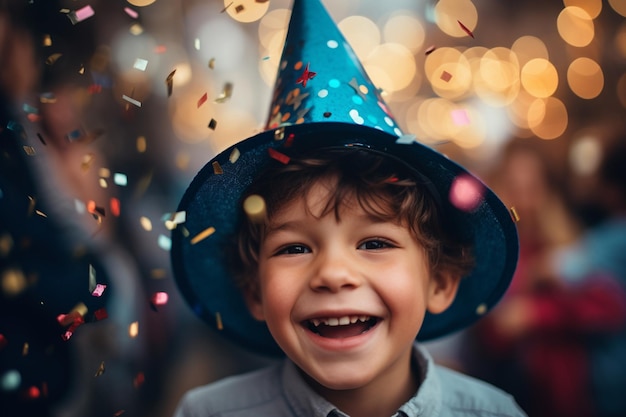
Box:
[281,343,442,417]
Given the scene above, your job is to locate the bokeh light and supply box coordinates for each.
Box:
[521,58,558,98]
[557,6,594,47]
[567,57,604,99]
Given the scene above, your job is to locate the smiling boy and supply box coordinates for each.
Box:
[171,1,524,416]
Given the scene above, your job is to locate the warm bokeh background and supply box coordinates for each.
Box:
[2,1,626,416]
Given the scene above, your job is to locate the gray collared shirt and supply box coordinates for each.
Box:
[173,343,527,417]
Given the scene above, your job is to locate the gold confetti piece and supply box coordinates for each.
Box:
[216,312,223,330]
[129,321,139,338]
[136,136,147,153]
[214,82,233,103]
[0,233,14,257]
[235,4,245,13]
[22,342,29,356]
[208,118,217,130]
[99,178,108,189]
[274,127,285,140]
[190,227,216,245]
[23,146,36,156]
[180,226,190,237]
[150,269,167,279]
[95,361,105,377]
[510,206,520,222]
[45,53,62,66]
[2,268,27,296]
[229,147,240,163]
[212,161,223,174]
[27,196,36,216]
[129,23,143,35]
[122,94,141,108]
[475,303,487,315]
[243,195,266,223]
[34,210,47,218]
[43,34,52,47]
[208,58,216,69]
[166,69,176,97]
[140,216,153,231]
[221,2,234,13]
[81,153,95,172]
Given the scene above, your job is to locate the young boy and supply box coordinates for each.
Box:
[171,1,524,416]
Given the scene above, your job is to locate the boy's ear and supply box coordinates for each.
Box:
[243,284,266,322]
[426,270,461,314]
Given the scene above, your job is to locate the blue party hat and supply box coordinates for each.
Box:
[171,0,518,356]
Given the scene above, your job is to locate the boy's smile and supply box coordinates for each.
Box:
[246,177,460,405]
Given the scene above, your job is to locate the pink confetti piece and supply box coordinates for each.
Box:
[91,283,107,297]
[451,109,470,126]
[150,292,169,307]
[124,7,138,19]
[68,5,95,24]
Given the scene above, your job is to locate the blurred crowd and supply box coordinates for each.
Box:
[2,1,626,417]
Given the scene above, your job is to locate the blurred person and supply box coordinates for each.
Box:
[551,128,626,417]
[463,137,626,417]
[0,2,146,416]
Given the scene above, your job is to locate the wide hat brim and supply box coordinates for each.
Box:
[171,121,518,357]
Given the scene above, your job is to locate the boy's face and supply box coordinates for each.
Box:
[246,177,459,393]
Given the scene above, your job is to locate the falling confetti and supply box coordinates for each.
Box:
[91,284,107,297]
[214,82,233,103]
[122,95,142,108]
[95,361,105,377]
[425,45,437,55]
[208,118,217,130]
[440,70,453,82]
[197,92,208,108]
[212,161,223,174]
[457,20,475,38]
[451,109,470,126]
[510,207,520,222]
[268,148,290,164]
[190,227,216,245]
[216,312,224,330]
[150,292,169,309]
[243,195,266,223]
[129,321,139,338]
[166,70,176,97]
[67,5,95,25]
[133,58,148,71]
[124,7,138,19]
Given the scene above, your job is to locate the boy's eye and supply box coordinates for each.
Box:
[358,239,394,250]
[276,244,311,255]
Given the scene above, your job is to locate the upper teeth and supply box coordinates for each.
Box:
[310,316,370,327]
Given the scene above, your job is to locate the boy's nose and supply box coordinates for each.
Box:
[309,250,362,293]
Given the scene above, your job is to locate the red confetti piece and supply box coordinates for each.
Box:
[0,334,7,350]
[268,148,290,164]
[87,84,102,94]
[155,45,167,54]
[296,62,316,87]
[94,308,108,321]
[284,133,295,147]
[133,372,145,388]
[27,386,41,399]
[457,20,474,38]
[440,71,453,82]
[110,197,121,217]
[197,92,208,108]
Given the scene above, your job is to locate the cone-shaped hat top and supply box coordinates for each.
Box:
[266,0,403,137]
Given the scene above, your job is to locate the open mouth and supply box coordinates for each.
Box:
[304,315,380,338]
